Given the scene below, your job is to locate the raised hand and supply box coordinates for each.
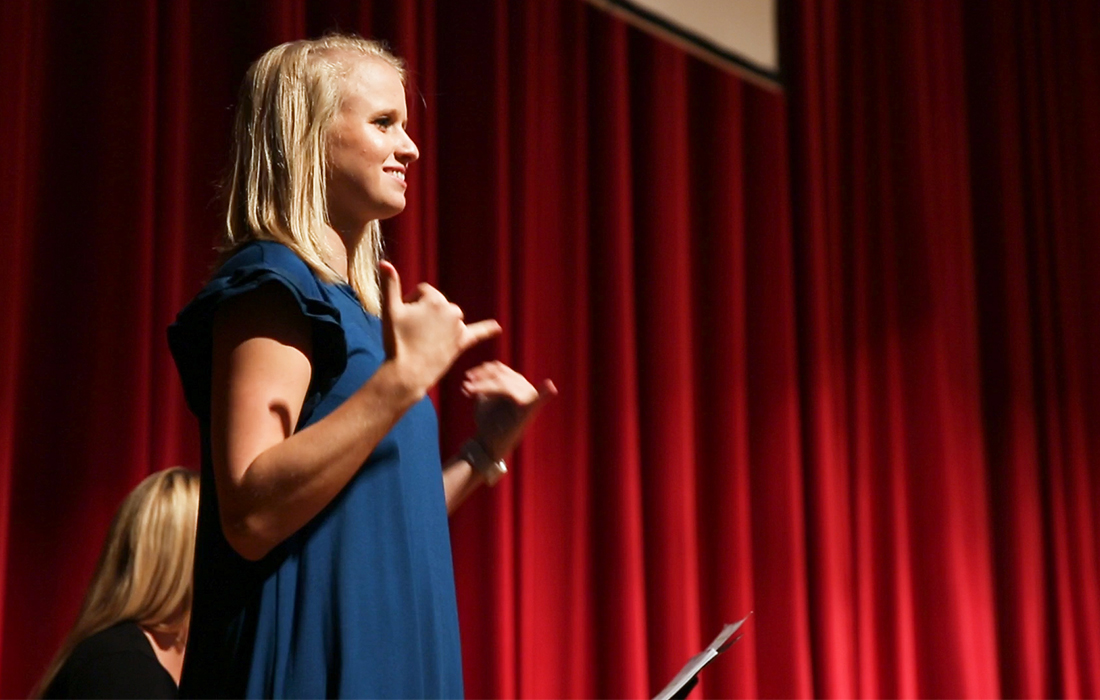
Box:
[461,361,557,459]
[380,261,501,396]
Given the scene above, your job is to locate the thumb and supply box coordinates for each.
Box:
[525,379,558,417]
[536,379,558,404]
[379,260,401,358]
[379,260,402,313]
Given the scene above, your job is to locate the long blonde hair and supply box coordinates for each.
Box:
[31,468,200,697]
[223,35,407,315]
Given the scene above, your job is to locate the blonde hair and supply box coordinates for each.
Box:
[223,35,407,315]
[31,468,200,697]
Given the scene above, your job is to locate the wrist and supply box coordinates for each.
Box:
[374,359,428,407]
[460,438,508,486]
[386,356,429,398]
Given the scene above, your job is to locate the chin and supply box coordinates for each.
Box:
[375,200,407,221]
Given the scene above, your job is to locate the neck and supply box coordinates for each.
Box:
[323,220,373,279]
[140,625,186,685]
[321,224,351,278]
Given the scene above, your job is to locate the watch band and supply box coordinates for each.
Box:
[460,439,507,486]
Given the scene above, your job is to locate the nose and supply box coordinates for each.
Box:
[397,128,419,165]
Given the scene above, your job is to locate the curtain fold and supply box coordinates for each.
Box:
[0,0,44,676]
[1,0,1098,698]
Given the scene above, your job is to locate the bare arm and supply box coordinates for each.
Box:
[211,262,499,560]
[442,459,483,515]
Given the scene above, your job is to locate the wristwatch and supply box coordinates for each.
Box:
[460,439,508,486]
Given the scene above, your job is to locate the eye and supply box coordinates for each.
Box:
[372,116,392,130]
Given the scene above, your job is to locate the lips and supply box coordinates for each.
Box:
[384,167,406,182]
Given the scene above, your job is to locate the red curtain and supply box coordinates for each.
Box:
[787,0,1100,696]
[1,1,1098,698]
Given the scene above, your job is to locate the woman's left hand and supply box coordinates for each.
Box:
[461,361,557,459]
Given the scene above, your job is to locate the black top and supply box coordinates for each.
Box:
[43,621,177,699]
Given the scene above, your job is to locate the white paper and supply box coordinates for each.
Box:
[652,613,752,700]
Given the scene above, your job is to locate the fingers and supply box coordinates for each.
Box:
[384,268,465,322]
[406,282,447,305]
[464,363,556,459]
[379,262,510,390]
[460,319,502,351]
[378,260,514,385]
[460,360,510,394]
[521,379,557,414]
[525,379,557,420]
[461,362,557,409]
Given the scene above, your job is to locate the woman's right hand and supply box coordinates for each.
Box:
[379,261,500,396]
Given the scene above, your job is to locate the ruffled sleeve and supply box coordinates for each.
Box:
[167,241,348,422]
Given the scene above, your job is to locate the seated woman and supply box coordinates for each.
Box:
[32,467,200,699]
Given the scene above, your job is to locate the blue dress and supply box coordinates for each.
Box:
[168,241,464,699]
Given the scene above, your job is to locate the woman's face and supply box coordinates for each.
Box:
[325,57,419,229]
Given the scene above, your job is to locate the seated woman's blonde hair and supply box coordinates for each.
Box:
[31,467,200,697]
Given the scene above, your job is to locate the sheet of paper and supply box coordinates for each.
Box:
[652,613,752,700]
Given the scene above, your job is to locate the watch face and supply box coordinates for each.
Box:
[484,460,507,486]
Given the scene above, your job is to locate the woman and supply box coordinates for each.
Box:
[33,468,200,699]
[168,35,554,698]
